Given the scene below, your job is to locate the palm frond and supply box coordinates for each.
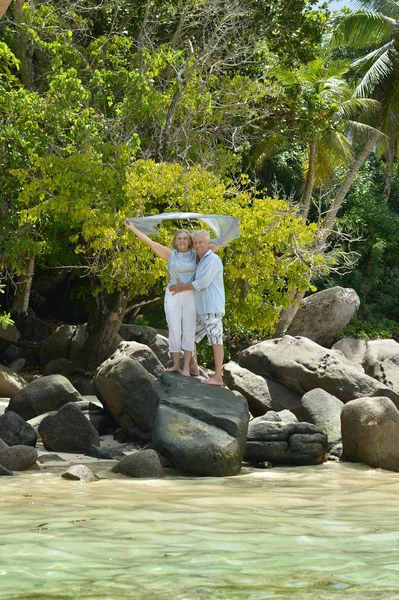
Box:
[351,40,394,69]
[354,0,399,19]
[332,12,394,49]
[355,47,395,96]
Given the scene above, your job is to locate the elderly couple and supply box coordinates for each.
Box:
[124,214,240,386]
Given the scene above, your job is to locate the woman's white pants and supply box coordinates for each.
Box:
[164,288,196,353]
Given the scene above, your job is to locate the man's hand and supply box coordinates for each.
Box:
[169,278,185,295]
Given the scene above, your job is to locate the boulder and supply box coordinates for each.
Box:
[93,352,157,434]
[151,373,249,477]
[299,388,343,448]
[38,402,100,453]
[0,364,26,398]
[7,358,26,373]
[341,396,399,472]
[112,449,164,478]
[332,337,367,369]
[118,324,157,346]
[239,336,399,407]
[86,445,125,460]
[117,341,164,378]
[39,324,77,366]
[223,361,302,416]
[286,287,360,347]
[0,464,14,476]
[0,445,38,470]
[150,334,170,366]
[245,416,327,465]
[0,438,8,449]
[7,374,82,420]
[0,323,20,353]
[0,411,37,447]
[61,464,97,482]
[262,410,297,424]
[362,339,399,395]
[43,358,74,376]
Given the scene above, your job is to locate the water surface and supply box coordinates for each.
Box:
[1,462,399,599]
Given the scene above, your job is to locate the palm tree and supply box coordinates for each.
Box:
[332,0,399,202]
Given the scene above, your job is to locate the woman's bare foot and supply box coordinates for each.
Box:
[165,366,181,374]
[181,369,191,377]
[203,377,224,387]
[189,368,200,377]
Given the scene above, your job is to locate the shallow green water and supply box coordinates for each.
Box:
[1,462,399,599]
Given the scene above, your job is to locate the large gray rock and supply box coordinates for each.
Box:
[7,374,82,420]
[112,449,164,478]
[0,364,26,398]
[0,323,20,353]
[61,464,97,482]
[0,445,38,470]
[38,402,100,453]
[286,287,360,347]
[240,336,399,407]
[93,352,157,434]
[223,361,302,416]
[151,373,249,477]
[118,324,157,346]
[245,416,327,465]
[0,411,37,447]
[341,396,399,472]
[117,341,164,378]
[299,388,343,448]
[332,337,367,369]
[362,339,399,395]
[39,324,77,366]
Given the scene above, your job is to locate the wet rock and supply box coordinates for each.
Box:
[61,464,97,482]
[0,364,26,398]
[37,453,66,463]
[7,374,82,420]
[240,336,399,407]
[0,445,38,470]
[341,396,399,472]
[245,416,327,466]
[286,287,360,347]
[85,445,125,460]
[0,411,37,447]
[151,373,249,477]
[38,402,100,453]
[112,449,163,478]
[0,464,14,476]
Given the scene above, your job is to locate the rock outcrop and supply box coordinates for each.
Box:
[151,373,249,477]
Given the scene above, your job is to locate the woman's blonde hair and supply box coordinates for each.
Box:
[171,229,193,250]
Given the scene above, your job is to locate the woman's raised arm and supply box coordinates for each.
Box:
[124,219,172,261]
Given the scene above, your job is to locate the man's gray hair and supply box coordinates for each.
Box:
[192,229,211,241]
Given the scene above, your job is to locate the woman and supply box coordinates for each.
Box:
[124,220,197,376]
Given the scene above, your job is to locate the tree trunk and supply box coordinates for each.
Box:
[301,140,317,220]
[318,131,379,248]
[272,289,306,338]
[9,0,35,90]
[75,287,130,370]
[11,258,35,316]
[0,0,12,19]
[384,135,397,203]
[273,132,379,336]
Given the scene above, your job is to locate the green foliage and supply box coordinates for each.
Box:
[17,157,323,334]
[0,282,14,330]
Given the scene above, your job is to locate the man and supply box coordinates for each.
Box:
[169,229,225,386]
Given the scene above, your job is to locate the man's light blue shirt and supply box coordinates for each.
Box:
[192,250,225,315]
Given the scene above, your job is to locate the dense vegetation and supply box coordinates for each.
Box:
[1,0,399,366]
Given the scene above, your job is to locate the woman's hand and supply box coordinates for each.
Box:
[124,218,135,231]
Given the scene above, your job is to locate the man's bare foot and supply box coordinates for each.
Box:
[165,366,181,374]
[181,369,190,377]
[203,377,224,387]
